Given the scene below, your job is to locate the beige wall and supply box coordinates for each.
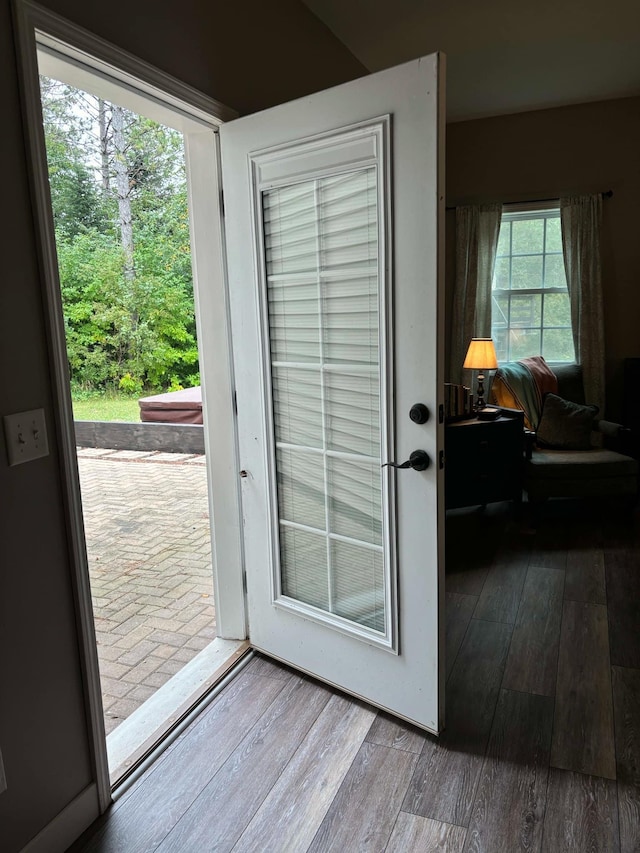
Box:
[0,2,364,850]
[446,95,640,420]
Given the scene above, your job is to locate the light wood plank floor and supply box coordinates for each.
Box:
[71,500,640,853]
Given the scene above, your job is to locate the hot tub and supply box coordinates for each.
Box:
[138,386,203,424]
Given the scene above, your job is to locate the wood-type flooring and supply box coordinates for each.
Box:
[71,500,640,852]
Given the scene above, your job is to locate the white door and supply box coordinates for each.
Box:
[222,55,445,733]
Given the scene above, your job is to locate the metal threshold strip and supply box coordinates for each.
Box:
[111,642,253,799]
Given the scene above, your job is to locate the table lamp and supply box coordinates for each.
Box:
[463,338,498,409]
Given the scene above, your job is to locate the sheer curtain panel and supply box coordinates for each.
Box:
[561,194,605,414]
[450,203,502,383]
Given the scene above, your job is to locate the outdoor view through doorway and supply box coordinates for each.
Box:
[37,60,230,785]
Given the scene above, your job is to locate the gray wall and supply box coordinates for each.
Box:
[0,2,364,849]
[445,95,640,420]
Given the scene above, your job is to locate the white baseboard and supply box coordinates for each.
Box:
[20,783,100,853]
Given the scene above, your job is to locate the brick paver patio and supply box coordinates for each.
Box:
[77,448,216,735]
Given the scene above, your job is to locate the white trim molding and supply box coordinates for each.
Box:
[20,784,99,853]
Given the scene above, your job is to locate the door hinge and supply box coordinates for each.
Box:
[220,189,225,217]
[438,403,444,424]
[233,389,238,415]
[242,571,247,594]
[439,449,445,469]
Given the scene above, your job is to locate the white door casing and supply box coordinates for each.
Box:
[222,55,445,733]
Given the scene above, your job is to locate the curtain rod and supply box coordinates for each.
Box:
[445,190,613,211]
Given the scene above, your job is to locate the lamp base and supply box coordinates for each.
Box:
[475,371,486,410]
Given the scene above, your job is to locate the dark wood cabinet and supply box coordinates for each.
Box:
[445,413,524,509]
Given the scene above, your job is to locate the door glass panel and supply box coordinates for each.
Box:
[263,167,386,634]
[280,527,329,611]
[272,367,323,447]
[325,370,380,457]
[332,541,384,631]
[276,447,325,530]
[267,279,321,362]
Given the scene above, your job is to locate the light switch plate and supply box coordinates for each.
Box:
[3,408,49,466]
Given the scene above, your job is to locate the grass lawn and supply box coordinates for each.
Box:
[72,393,142,422]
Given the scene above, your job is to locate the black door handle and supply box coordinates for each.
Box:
[382,450,430,471]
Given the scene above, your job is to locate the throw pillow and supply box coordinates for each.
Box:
[536,393,599,450]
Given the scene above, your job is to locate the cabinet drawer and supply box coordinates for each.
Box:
[445,414,524,509]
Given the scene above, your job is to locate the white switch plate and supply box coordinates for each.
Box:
[3,408,49,466]
[0,746,6,795]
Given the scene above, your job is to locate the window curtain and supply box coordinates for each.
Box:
[450,203,502,384]
[560,194,605,414]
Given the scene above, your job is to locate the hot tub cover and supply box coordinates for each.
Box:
[138,386,203,424]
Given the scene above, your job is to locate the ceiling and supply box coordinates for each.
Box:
[301,0,640,122]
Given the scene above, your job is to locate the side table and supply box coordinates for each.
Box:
[445,412,524,510]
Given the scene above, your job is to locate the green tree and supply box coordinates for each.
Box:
[40,75,200,392]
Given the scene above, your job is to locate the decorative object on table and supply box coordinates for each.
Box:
[444,383,473,420]
[463,338,498,410]
[476,406,500,421]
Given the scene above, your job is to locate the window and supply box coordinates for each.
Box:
[491,206,575,363]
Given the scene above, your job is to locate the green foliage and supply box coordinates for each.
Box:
[118,373,144,394]
[41,75,200,392]
[57,225,199,390]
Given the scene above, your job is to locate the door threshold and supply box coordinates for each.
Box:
[107,638,250,787]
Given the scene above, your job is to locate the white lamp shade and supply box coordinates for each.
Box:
[463,338,498,370]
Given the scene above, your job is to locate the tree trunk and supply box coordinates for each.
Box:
[111,104,134,282]
[98,99,110,195]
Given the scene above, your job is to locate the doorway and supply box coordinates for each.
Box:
[15,4,247,805]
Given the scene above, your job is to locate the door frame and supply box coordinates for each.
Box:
[12,0,247,814]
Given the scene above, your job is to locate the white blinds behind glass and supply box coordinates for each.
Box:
[263,168,385,633]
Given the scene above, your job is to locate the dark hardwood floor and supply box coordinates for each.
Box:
[71,500,640,852]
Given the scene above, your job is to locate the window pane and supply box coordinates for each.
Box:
[494,210,572,365]
[331,540,384,632]
[325,370,380,457]
[543,328,575,362]
[491,292,509,328]
[272,367,323,448]
[509,328,541,361]
[323,274,378,365]
[328,457,382,546]
[512,218,544,255]
[268,279,320,362]
[263,184,320,275]
[280,527,329,611]
[493,328,508,362]
[544,254,566,288]
[545,216,563,253]
[493,256,510,289]
[511,255,543,289]
[543,292,572,328]
[277,447,325,530]
[319,171,378,273]
[496,221,510,256]
[509,293,541,328]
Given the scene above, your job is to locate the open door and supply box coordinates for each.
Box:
[222,55,445,733]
